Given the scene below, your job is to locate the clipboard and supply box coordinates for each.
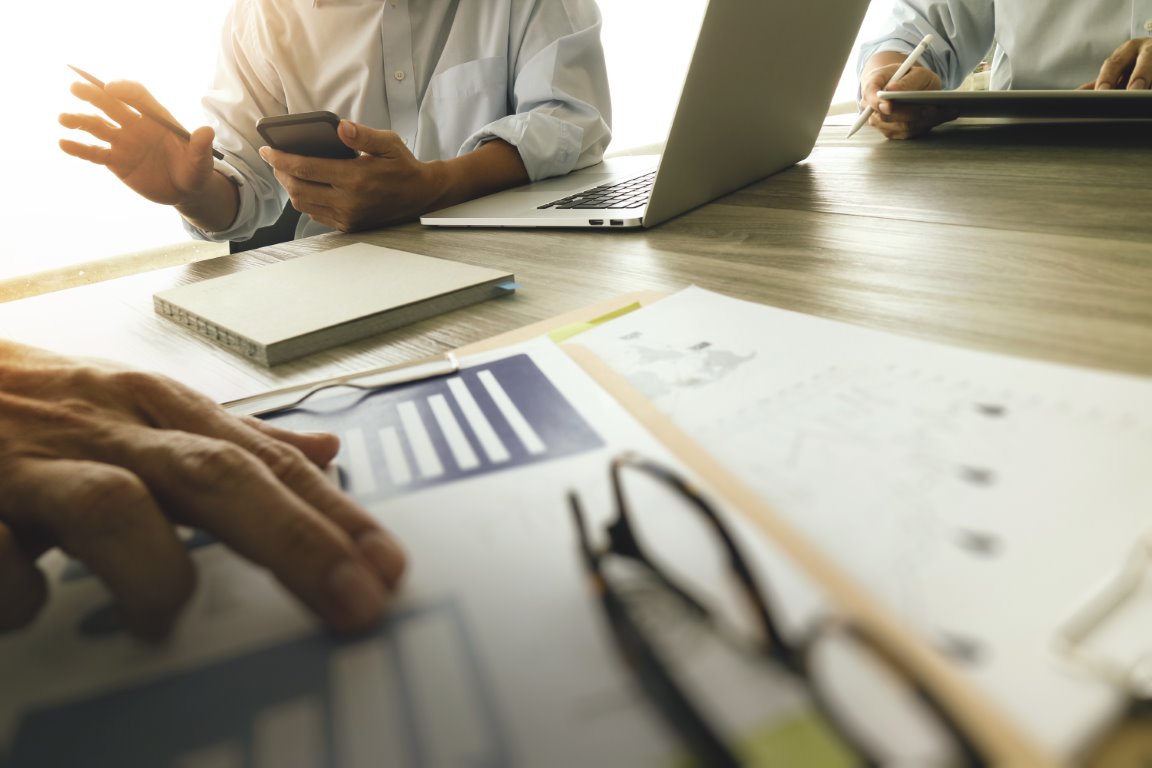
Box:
[556,293,1152,767]
[223,288,1148,765]
[563,342,1049,765]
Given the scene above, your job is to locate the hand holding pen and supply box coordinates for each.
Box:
[59,65,240,231]
[849,34,938,139]
[66,65,225,160]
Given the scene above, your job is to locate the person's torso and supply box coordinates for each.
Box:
[247,0,523,160]
[991,0,1152,88]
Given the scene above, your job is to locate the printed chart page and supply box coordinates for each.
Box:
[574,285,1152,759]
[0,339,849,768]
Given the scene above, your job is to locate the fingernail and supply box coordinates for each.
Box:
[327,561,390,625]
[1098,82,1112,90]
[258,146,271,162]
[339,120,357,140]
[1130,78,1147,90]
[358,530,407,585]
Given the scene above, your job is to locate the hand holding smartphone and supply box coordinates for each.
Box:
[256,111,358,159]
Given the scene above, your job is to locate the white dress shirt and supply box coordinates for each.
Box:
[858,0,1152,91]
[189,0,612,243]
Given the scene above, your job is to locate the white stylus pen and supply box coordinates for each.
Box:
[846,33,935,138]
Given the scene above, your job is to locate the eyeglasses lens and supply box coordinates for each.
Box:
[807,627,966,766]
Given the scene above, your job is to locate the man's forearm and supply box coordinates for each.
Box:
[425,139,530,212]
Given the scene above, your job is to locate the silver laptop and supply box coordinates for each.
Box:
[421,0,869,229]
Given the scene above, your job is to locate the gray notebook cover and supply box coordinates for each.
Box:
[154,243,515,365]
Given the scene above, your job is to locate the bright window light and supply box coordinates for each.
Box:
[2,1,887,285]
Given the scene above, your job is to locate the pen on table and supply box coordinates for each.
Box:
[846,33,935,139]
[67,64,225,160]
[223,352,462,417]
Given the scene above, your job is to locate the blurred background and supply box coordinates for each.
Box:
[1,1,890,287]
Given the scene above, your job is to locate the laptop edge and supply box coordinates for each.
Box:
[420,0,869,229]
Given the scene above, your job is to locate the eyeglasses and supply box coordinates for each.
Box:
[568,452,984,767]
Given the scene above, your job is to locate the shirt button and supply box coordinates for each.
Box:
[1144,18,1152,32]
[394,70,406,81]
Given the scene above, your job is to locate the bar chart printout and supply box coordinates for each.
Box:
[2,350,608,768]
[3,601,510,768]
[265,353,604,500]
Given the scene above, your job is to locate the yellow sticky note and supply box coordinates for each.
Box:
[548,302,644,343]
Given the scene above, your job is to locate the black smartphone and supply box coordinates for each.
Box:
[256,111,358,159]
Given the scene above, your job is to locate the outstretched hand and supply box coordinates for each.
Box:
[0,341,406,640]
[59,79,217,206]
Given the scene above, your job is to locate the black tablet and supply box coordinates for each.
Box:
[877,89,1152,119]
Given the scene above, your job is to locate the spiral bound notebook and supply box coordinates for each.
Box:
[153,243,515,365]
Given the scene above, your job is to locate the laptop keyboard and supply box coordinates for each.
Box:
[537,171,656,210]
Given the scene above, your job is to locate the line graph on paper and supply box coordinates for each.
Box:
[576,286,1152,756]
[264,353,603,502]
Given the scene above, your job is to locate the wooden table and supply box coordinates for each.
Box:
[3,119,1150,764]
[2,120,1150,405]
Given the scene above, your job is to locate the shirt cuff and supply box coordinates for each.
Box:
[183,157,261,243]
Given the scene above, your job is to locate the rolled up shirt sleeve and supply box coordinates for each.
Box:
[857,0,1145,91]
[461,2,612,181]
[856,0,996,90]
[184,0,612,243]
[183,0,297,244]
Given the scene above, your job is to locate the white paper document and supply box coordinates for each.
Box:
[574,285,1152,759]
[7,286,1147,765]
[0,338,841,768]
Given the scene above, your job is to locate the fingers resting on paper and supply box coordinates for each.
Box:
[0,341,406,640]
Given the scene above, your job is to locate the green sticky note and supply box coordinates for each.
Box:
[739,712,857,767]
[667,711,857,768]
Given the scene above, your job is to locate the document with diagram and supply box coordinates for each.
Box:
[573,285,1152,761]
[0,338,848,768]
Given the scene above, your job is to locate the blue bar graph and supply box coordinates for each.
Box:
[265,353,604,500]
[4,601,508,768]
